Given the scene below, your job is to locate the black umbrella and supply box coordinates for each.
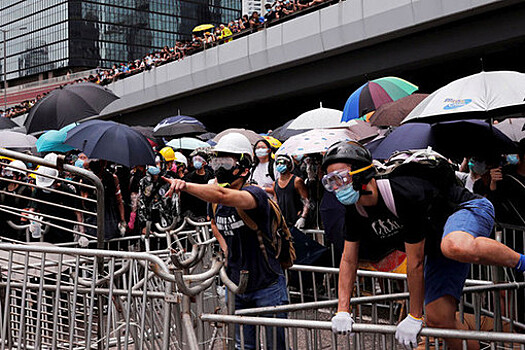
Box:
[131,125,164,146]
[0,117,18,130]
[24,83,119,134]
[269,119,307,142]
[65,120,155,167]
[152,116,206,138]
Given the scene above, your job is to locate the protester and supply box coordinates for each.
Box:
[273,154,309,229]
[250,139,277,195]
[325,141,525,350]
[180,152,215,220]
[163,133,288,350]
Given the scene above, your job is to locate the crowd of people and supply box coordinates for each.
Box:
[1,129,525,349]
[0,0,336,120]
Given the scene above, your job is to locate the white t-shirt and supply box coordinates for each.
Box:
[251,161,277,188]
[455,171,478,193]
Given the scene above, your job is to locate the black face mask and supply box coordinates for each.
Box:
[216,166,243,186]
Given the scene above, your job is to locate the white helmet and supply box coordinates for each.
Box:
[36,166,59,188]
[44,153,58,165]
[173,152,188,167]
[6,160,28,175]
[213,133,253,163]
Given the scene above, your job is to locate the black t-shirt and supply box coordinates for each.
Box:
[208,186,281,292]
[182,169,214,219]
[344,176,479,260]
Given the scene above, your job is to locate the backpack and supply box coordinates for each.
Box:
[212,197,296,270]
[356,148,458,218]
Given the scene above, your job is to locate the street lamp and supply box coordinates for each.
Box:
[1,26,27,112]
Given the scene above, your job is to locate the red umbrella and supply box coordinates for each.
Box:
[369,94,428,127]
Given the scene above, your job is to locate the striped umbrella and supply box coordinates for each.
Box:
[341,77,418,122]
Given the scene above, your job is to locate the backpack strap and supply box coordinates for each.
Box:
[376,179,398,217]
[355,179,398,218]
[236,206,274,270]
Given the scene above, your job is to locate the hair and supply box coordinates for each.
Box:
[252,139,273,167]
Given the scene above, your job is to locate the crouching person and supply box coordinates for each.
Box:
[165,133,288,350]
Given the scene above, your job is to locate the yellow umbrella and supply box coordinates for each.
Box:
[263,135,282,149]
[193,24,215,33]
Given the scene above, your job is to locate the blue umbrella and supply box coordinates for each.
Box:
[153,116,206,138]
[65,120,155,167]
[369,120,517,160]
[36,123,78,153]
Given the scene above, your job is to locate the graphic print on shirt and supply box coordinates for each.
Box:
[371,218,402,239]
[215,214,245,236]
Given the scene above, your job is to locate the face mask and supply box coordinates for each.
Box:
[193,160,203,169]
[294,153,303,162]
[470,160,487,175]
[276,164,287,173]
[75,159,84,168]
[255,148,270,158]
[507,154,519,165]
[216,167,242,186]
[267,8,271,12]
[335,185,360,205]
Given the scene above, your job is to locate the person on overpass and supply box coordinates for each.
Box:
[325,141,525,350]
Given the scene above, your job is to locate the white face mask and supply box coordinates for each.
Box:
[255,148,270,158]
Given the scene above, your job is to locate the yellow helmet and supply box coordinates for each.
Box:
[159,147,175,162]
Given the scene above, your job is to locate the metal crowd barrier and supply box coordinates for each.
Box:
[0,148,106,247]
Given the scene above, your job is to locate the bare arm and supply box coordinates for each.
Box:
[337,240,360,313]
[163,178,257,210]
[405,240,425,318]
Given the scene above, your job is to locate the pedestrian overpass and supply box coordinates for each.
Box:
[98,0,525,129]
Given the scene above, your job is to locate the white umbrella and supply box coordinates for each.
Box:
[287,104,351,130]
[167,137,211,151]
[494,118,525,142]
[402,71,525,124]
[276,129,355,156]
[0,130,37,151]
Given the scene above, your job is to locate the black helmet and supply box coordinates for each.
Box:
[322,141,376,190]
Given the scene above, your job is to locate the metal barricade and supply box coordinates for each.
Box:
[0,149,105,247]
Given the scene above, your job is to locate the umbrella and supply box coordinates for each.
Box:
[193,24,214,32]
[24,82,119,134]
[166,137,211,151]
[36,123,77,153]
[370,120,517,160]
[0,118,18,130]
[196,132,217,141]
[269,119,307,142]
[262,135,282,149]
[276,129,355,156]
[494,118,525,142]
[342,77,418,122]
[287,105,344,130]
[65,120,155,167]
[344,119,380,143]
[369,94,429,127]
[402,71,525,124]
[213,128,263,146]
[0,130,37,151]
[153,116,206,138]
[131,125,164,146]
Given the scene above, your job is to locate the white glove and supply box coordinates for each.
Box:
[28,215,43,239]
[395,314,423,349]
[294,217,306,229]
[331,312,354,335]
[118,221,127,237]
[78,236,90,247]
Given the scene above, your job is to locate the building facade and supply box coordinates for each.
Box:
[242,0,264,17]
[0,0,241,83]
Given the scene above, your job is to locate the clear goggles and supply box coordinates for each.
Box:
[192,155,206,163]
[321,164,373,192]
[210,157,238,171]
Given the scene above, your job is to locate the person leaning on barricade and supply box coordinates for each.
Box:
[325,141,525,350]
[163,133,289,350]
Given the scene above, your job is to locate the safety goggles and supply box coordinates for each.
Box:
[209,157,238,171]
[321,164,373,192]
[275,159,290,166]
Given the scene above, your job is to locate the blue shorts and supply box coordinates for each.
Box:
[425,198,494,305]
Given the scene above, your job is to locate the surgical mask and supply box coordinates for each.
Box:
[276,164,287,173]
[255,148,270,158]
[75,159,84,168]
[507,154,519,165]
[294,153,303,162]
[335,185,360,205]
[267,8,271,12]
[193,160,203,169]
[469,160,487,175]
[147,166,161,175]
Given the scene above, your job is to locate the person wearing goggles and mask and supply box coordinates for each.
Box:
[164,133,288,350]
[325,141,525,350]
[180,152,214,220]
[273,155,309,229]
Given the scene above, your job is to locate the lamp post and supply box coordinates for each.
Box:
[1,26,27,112]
